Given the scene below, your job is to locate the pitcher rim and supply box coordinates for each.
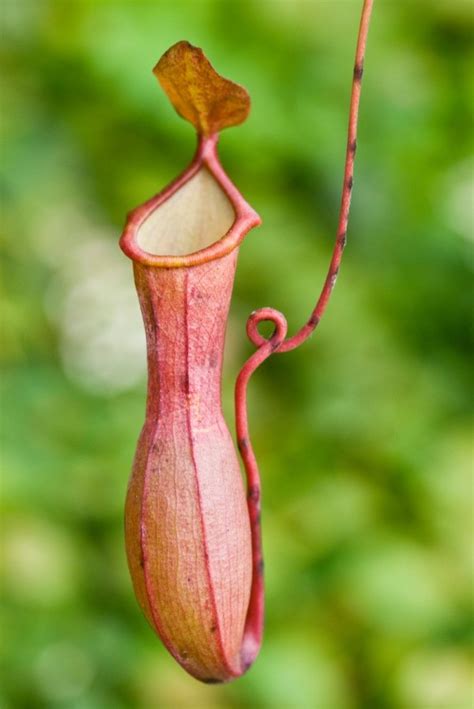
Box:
[119,135,262,269]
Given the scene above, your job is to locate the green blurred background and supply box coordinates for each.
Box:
[1,1,473,707]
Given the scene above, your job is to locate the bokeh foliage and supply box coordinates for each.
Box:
[1,1,473,707]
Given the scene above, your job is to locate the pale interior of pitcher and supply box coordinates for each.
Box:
[136,168,236,257]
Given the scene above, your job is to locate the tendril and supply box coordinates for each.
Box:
[234,0,374,673]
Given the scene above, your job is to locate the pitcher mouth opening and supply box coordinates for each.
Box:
[137,167,236,257]
[119,136,261,269]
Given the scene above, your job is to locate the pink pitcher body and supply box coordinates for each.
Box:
[120,133,264,682]
[125,253,252,682]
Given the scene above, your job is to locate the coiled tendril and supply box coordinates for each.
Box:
[234,0,374,670]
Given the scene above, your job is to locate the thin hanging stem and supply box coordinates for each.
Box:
[280,0,374,352]
[235,0,374,672]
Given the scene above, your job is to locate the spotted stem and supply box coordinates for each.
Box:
[235,0,374,669]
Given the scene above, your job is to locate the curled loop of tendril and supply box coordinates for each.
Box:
[246,307,288,350]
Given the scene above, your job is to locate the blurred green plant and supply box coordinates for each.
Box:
[1,1,473,708]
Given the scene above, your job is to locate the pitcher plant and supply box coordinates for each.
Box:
[119,0,374,684]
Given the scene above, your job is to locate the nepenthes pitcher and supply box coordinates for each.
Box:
[119,0,373,683]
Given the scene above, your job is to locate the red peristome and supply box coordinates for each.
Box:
[120,135,259,269]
